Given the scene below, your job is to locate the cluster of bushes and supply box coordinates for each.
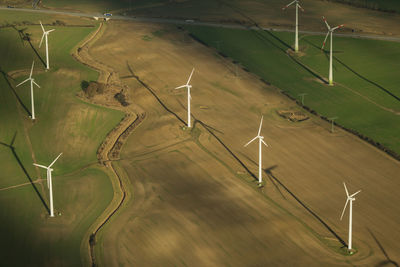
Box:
[114,92,129,106]
[52,20,66,26]
[81,81,105,98]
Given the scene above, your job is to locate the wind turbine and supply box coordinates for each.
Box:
[244,116,268,186]
[16,61,40,120]
[321,17,344,86]
[33,153,62,217]
[340,182,361,251]
[175,68,195,128]
[282,0,304,53]
[39,21,55,70]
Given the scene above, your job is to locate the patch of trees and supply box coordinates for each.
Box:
[114,92,129,106]
[81,81,105,98]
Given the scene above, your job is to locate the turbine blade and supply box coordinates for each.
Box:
[257,116,264,136]
[343,182,349,197]
[40,21,45,32]
[30,61,35,78]
[261,139,269,147]
[186,68,195,85]
[321,31,329,50]
[350,190,361,198]
[49,153,62,168]
[175,85,186,90]
[282,0,296,10]
[16,78,30,87]
[32,80,41,88]
[33,163,48,169]
[340,199,349,221]
[322,16,331,30]
[47,29,55,33]
[39,33,45,48]
[297,3,305,11]
[332,24,345,31]
[244,136,258,147]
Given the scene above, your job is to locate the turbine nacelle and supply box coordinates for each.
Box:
[282,0,304,11]
[340,182,361,221]
[321,16,344,50]
[244,116,269,147]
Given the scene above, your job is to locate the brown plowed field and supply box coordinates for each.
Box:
[88,21,400,266]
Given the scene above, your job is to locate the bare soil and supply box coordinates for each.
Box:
[88,20,400,266]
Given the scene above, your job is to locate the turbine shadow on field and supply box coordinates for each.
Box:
[303,38,338,71]
[12,25,28,47]
[304,38,400,102]
[252,30,327,84]
[27,39,46,68]
[0,133,50,214]
[265,168,347,247]
[333,56,400,103]
[367,228,399,267]
[193,118,258,181]
[126,61,187,125]
[0,68,31,117]
[216,1,327,84]
[11,26,47,68]
[238,152,282,195]
[264,165,286,199]
[176,100,224,135]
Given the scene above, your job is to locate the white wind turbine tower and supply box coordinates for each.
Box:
[33,153,62,217]
[16,61,40,120]
[321,16,344,86]
[340,182,361,251]
[175,68,195,128]
[282,0,304,53]
[39,21,55,70]
[244,116,268,186]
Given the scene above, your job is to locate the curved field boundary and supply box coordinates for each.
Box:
[72,22,146,267]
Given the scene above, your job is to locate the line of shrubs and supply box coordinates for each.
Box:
[0,20,95,28]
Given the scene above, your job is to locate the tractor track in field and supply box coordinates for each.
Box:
[73,22,148,267]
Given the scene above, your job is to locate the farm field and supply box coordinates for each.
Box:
[87,20,400,266]
[33,0,400,37]
[0,11,124,266]
[1,2,400,266]
[329,0,400,14]
[184,25,400,155]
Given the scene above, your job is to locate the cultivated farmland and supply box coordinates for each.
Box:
[86,20,400,266]
[0,12,124,266]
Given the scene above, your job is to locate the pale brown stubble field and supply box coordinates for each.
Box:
[88,21,400,266]
[129,0,400,37]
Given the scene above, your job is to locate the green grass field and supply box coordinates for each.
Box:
[0,12,124,266]
[184,26,400,154]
